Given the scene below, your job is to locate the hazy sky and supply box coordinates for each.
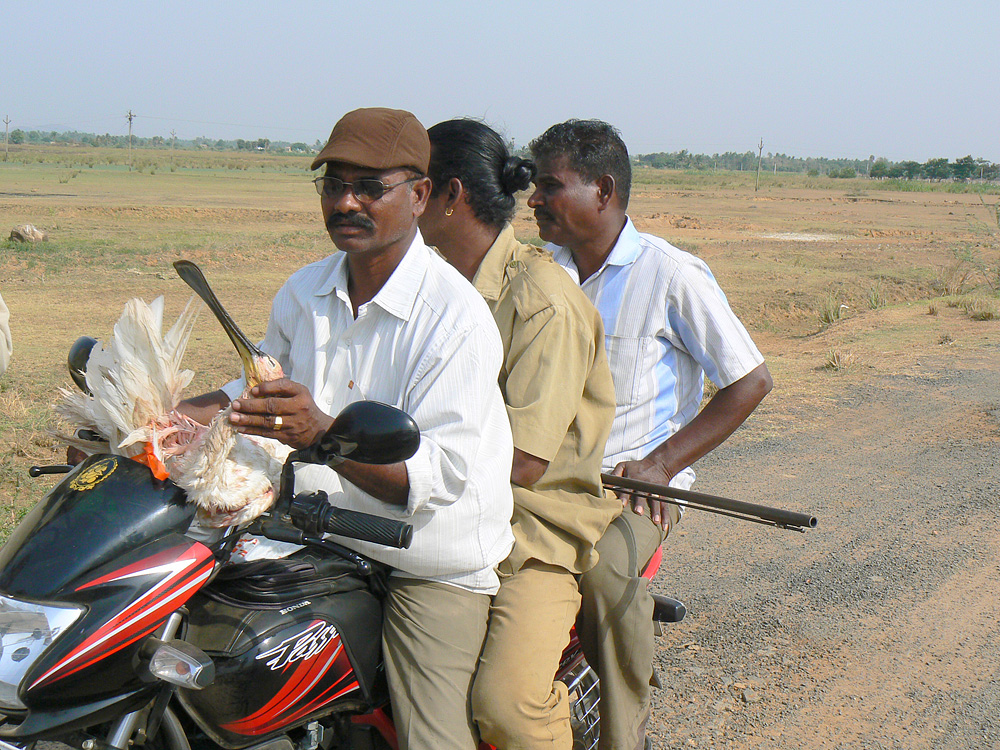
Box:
[4,0,998,162]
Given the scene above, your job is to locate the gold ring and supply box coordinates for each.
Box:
[273,415,283,431]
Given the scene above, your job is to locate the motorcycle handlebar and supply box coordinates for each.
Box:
[29,465,74,477]
[323,506,414,550]
[289,492,413,549]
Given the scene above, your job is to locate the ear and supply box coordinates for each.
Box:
[596,175,616,211]
[444,177,465,214]
[410,176,433,214]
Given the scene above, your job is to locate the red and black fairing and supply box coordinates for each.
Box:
[0,455,212,739]
[179,555,385,750]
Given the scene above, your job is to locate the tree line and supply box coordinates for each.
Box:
[6,128,998,182]
[633,150,999,182]
[5,129,318,155]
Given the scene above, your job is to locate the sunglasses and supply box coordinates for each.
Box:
[313,175,419,203]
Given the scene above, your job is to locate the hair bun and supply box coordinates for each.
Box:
[500,156,536,195]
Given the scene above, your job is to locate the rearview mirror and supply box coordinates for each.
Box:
[68,336,98,395]
[304,401,420,466]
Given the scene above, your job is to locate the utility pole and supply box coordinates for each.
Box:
[3,116,10,162]
[127,110,135,171]
[755,138,764,192]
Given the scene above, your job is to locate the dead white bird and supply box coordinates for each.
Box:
[55,295,202,462]
[171,353,290,527]
[169,260,292,526]
[56,264,292,527]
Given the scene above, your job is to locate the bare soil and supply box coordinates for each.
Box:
[643,299,1000,746]
[2,165,999,749]
[648,336,1000,748]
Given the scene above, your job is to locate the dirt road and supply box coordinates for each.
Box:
[646,309,1000,748]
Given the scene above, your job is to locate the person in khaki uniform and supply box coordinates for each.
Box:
[419,118,620,750]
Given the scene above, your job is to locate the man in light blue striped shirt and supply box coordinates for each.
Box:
[528,119,773,750]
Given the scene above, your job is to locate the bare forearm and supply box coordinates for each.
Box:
[511,448,549,488]
[613,363,772,531]
[334,461,410,506]
[647,362,772,478]
[176,389,231,424]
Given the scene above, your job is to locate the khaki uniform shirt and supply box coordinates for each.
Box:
[474,225,620,575]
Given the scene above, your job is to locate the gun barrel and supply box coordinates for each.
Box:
[601,474,817,532]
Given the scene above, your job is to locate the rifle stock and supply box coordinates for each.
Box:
[601,474,817,533]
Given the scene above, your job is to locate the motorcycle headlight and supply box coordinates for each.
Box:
[0,595,83,710]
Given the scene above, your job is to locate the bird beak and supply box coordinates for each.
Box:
[173,260,269,387]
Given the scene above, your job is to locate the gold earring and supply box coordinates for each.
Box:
[445,207,454,217]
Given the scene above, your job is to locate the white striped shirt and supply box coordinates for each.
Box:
[223,232,515,594]
[550,218,764,489]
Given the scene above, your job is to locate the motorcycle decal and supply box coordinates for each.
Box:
[29,543,215,689]
[68,456,118,491]
[221,619,359,735]
[255,621,340,670]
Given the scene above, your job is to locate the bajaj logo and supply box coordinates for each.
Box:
[256,621,340,670]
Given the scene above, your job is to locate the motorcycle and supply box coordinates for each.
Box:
[0,394,685,750]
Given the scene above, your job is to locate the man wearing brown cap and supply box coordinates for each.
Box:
[185,108,516,749]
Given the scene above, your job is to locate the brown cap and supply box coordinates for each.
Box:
[310,107,430,173]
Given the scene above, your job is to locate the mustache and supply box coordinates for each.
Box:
[534,208,555,222]
[327,212,375,232]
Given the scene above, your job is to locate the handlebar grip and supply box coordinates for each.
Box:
[29,465,74,477]
[324,507,413,549]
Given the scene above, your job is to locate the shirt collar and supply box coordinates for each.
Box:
[472,224,518,302]
[314,230,428,322]
[549,216,641,281]
[603,216,642,267]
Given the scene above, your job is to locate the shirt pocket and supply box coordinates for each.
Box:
[603,335,645,409]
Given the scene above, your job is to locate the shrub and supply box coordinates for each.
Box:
[867,280,887,309]
[961,296,999,321]
[819,297,849,326]
[823,349,857,371]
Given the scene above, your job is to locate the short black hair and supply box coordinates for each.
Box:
[427,119,535,229]
[529,119,631,209]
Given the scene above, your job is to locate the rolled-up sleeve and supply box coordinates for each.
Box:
[503,303,596,462]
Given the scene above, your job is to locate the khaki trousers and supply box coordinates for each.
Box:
[577,512,664,750]
[473,560,582,750]
[382,577,491,750]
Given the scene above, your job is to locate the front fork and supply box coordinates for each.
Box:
[101,613,185,750]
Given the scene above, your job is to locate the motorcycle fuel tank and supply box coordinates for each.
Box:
[0,456,216,737]
[0,455,196,599]
[180,565,384,749]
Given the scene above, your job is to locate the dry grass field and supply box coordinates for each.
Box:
[2,150,999,748]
